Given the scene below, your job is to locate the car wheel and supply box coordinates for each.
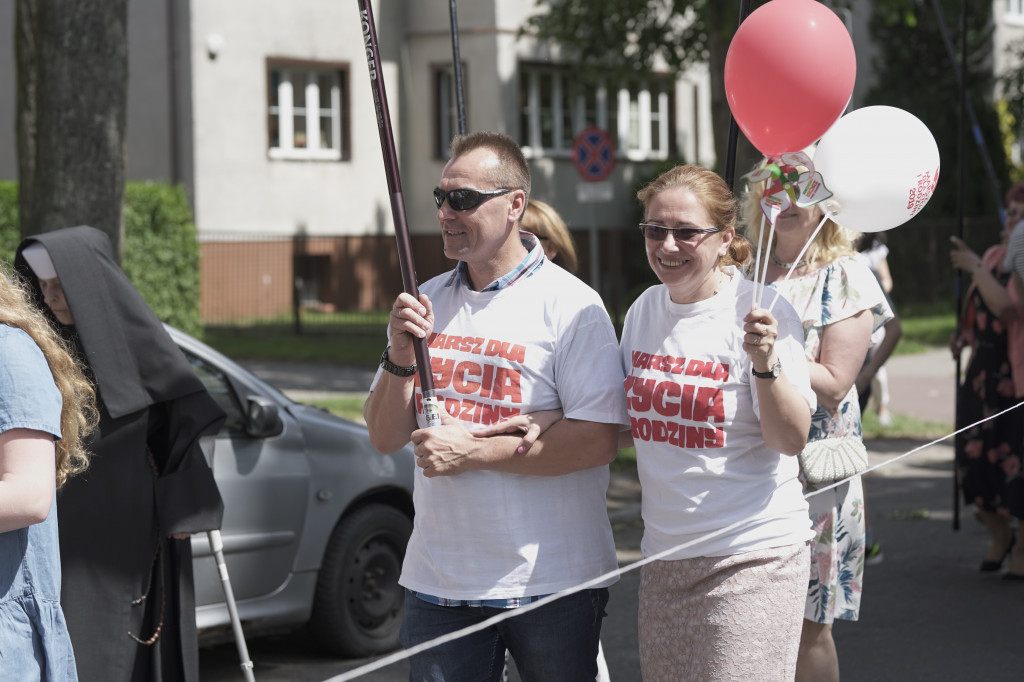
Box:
[311,503,412,658]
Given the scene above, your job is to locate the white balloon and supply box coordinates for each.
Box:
[813,106,940,232]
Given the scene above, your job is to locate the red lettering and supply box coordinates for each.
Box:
[653,381,681,417]
[452,361,482,394]
[444,335,462,350]
[489,367,522,402]
[459,400,477,421]
[679,384,695,420]
[652,420,668,442]
[485,339,510,358]
[693,387,725,423]
[706,427,725,448]
[478,403,503,425]
[507,344,526,363]
[629,378,655,412]
[431,357,455,390]
[684,425,702,448]
[672,357,686,374]
[480,363,495,398]
[685,359,705,377]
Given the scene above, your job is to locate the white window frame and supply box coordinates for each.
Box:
[519,64,671,161]
[434,63,468,158]
[268,61,347,161]
[1010,0,1024,18]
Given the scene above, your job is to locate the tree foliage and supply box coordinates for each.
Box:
[522,0,764,172]
[862,0,1007,304]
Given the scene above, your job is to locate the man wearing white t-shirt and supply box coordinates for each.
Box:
[363,131,628,681]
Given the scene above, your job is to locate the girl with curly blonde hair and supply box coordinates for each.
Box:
[0,265,97,679]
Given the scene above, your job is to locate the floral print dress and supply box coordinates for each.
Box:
[769,255,892,624]
[956,254,1024,518]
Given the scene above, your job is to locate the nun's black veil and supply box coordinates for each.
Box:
[15,226,224,682]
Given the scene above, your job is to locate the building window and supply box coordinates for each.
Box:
[268,60,349,160]
[434,64,468,159]
[519,64,672,161]
[1010,0,1024,19]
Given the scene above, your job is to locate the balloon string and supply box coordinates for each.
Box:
[756,219,776,309]
[751,214,766,310]
[765,211,830,315]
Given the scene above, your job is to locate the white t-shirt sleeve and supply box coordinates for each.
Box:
[554,301,629,426]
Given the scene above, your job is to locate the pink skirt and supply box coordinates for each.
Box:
[638,543,810,682]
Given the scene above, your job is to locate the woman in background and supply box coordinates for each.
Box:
[0,267,97,681]
[742,165,891,682]
[949,179,1024,580]
[522,198,580,274]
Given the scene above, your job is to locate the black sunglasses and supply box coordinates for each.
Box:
[433,187,511,211]
[638,223,721,243]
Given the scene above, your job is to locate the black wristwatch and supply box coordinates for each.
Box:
[751,359,782,379]
[380,346,417,377]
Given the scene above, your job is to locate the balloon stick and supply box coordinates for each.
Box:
[764,211,830,315]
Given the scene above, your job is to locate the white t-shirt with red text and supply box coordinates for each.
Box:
[388,261,629,600]
[620,267,815,560]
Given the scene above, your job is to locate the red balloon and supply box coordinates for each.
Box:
[724,0,856,159]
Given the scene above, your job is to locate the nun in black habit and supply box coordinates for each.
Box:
[15,226,225,682]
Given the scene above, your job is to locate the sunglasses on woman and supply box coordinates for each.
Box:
[639,223,721,243]
[433,187,512,211]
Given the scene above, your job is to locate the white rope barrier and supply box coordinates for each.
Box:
[324,398,1024,682]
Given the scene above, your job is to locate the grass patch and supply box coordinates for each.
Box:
[203,327,382,366]
[892,302,957,355]
[307,396,368,422]
[613,446,637,473]
[861,409,952,441]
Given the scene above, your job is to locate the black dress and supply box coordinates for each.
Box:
[15,226,225,682]
[955,253,1024,519]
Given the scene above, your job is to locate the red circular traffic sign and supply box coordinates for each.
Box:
[572,126,616,182]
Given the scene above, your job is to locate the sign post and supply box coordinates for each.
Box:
[571,126,616,289]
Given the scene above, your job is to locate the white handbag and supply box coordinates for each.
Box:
[798,436,869,487]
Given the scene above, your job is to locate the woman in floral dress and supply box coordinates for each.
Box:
[950,183,1024,579]
[742,170,891,682]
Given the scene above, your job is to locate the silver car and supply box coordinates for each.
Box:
[166,326,415,658]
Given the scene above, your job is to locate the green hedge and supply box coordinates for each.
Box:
[0,181,201,336]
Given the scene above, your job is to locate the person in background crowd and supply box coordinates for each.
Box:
[521,198,580,275]
[949,179,1024,580]
[16,227,226,682]
[855,233,902,429]
[0,267,97,681]
[742,162,892,682]
[1002,180,1024,306]
[363,132,628,682]
[508,196,613,681]
[619,164,815,681]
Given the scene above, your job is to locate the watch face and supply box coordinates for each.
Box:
[771,360,781,377]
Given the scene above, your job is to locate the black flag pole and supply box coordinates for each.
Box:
[449,0,467,136]
[724,0,752,191]
[951,0,968,531]
[358,0,442,427]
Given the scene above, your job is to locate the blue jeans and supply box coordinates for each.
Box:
[399,588,609,682]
